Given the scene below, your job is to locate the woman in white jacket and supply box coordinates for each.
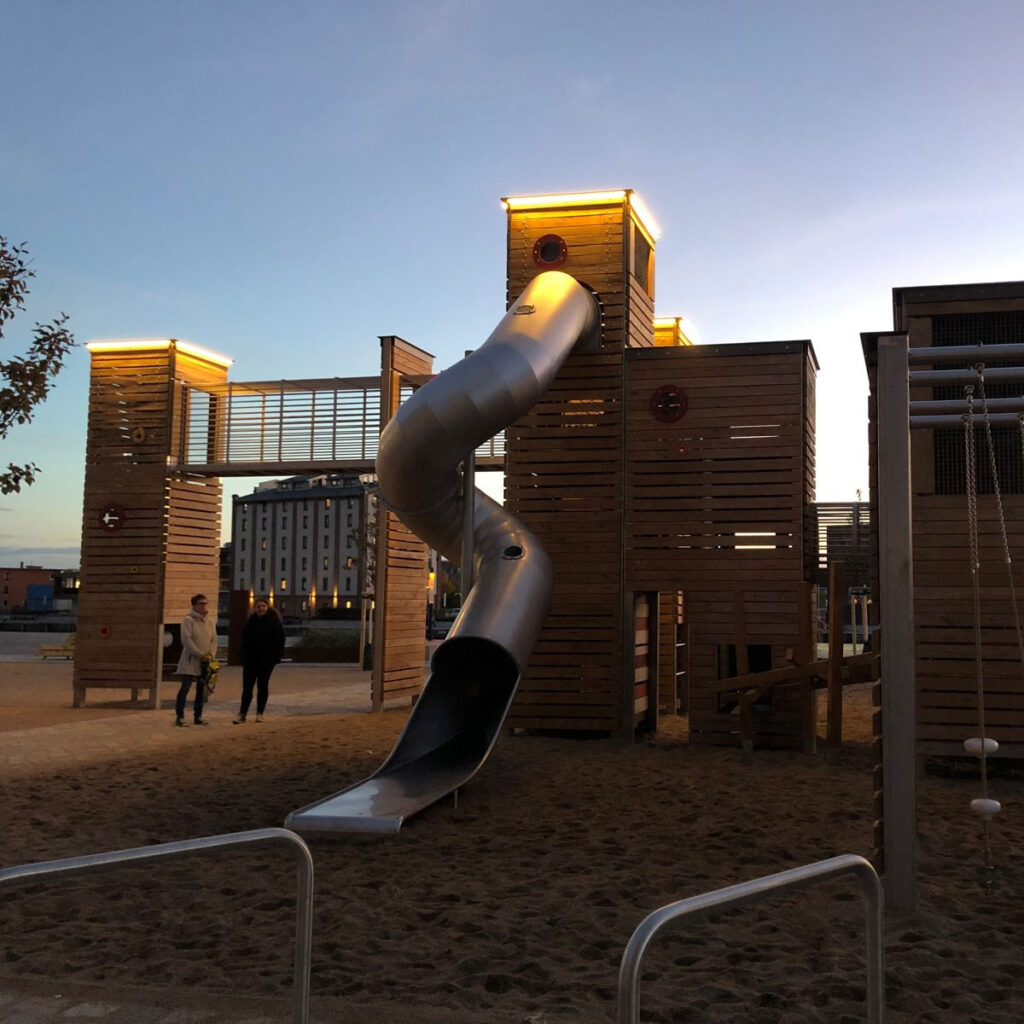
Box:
[174,594,218,726]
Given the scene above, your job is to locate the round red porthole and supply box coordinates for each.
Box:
[650,384,688,423]
[98,503,125,532]
[532,234,568,269]
[98,624,112,639]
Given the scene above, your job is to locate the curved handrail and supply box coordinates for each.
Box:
[0,827,314,1024]
[617,854,884,1024]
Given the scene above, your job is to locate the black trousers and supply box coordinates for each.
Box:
[240,661,276,716]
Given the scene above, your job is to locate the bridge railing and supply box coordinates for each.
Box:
[177,377,505,473]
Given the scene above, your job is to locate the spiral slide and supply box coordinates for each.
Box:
[285,271,600,833]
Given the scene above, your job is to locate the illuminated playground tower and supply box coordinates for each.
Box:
[503,190,660,737]
[75,341,227,707]
[503,191,818,744]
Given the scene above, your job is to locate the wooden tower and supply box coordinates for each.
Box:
[75,340,228,707]
[503,190,818,744]
[503,190,660,737]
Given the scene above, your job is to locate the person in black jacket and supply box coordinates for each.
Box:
[233,598,285,723]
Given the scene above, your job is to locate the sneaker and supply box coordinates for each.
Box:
[174,718,187,727]
[254,714,263,723]
[194,718,210,726]
[233,715,246,725]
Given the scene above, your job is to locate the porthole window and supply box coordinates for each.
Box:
[532,234,567,269]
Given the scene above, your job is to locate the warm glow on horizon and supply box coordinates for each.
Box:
[86,338,233,368]
[502,189,661,241]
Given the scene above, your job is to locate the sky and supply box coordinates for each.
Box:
[3,0,1023,569]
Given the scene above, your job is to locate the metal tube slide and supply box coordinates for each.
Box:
[285,271,599,833]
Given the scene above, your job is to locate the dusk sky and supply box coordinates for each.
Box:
[3,0,1023,568]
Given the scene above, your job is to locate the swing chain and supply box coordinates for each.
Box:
[964,385,979,574]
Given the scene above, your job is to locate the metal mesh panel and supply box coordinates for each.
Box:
[931,311,1024,494]
[633,226,651,293]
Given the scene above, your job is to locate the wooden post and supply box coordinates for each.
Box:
[733,591,751,756]
[877,333,917,913]
[827,561,846,754]
[733,591,749,676]
[797,582,817,753]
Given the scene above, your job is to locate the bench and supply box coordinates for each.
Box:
[36,634,76,660]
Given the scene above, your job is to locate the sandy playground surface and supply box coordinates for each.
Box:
[0,663,1022,1022]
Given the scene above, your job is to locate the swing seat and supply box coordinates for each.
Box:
[970,797,1001,819]
[963,737,999,756]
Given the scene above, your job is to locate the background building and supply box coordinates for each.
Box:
[230,473,375,619]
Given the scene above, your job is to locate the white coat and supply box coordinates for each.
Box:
[176,608,218,677]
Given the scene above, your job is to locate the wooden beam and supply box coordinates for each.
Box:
[877,332,917,913]
[827,560,846,752]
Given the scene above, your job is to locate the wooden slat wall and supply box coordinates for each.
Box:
[507,204,627,346]
[504,200,649,735]
[373,336,433,707]
[162,475,221,621]
[163,351,225,621]
[634,593,651,717]
[913,494,1024,752]
[623,343,815,746]
[657,592,680,714]
[75,346,228,707]
[505,350,625,732]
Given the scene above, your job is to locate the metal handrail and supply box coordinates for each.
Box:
[0,827,314,1024]
[617,854,884,1024]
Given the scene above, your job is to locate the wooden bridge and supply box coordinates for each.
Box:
[176,374,505,476]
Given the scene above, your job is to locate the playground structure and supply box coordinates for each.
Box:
[77,188,834,760]
[864,280,1024,912]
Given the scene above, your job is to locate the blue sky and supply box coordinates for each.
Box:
[3,0,1023,568]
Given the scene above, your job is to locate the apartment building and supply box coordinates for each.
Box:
[230,474,375,618]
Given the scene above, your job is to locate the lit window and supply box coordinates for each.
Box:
[280,579,287,591]
[323,556,328,570]
[261,539,267,551]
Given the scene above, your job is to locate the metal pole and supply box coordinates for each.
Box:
[877,333,917,914]
[617,854,884,1024]
[0,828,314,1024]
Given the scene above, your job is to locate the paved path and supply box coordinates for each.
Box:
[0,659,432,1023]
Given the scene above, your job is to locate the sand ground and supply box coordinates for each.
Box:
[0,660,1022,1022]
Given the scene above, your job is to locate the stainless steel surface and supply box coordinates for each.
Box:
[907,342,1024,364]
[617,854,885,1024]
[0,828,314,1024]
[910,366,1024,386]
[912,412,1024,429]
[911,397,1024,415]
[287,271,600,833]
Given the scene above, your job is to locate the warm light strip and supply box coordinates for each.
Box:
[86,338,233,368]
[501,189,661,242]
[502,189,628,210]
[628,193,661,241]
